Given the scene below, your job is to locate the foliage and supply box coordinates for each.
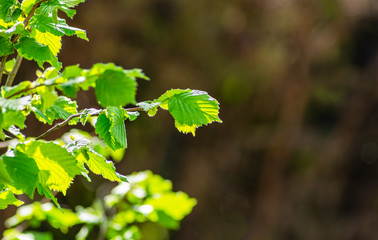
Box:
[2,171,197,240]
[0,0,221,238]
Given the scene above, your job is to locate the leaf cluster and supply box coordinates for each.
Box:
[2,171,197,240]
[0,0,221,232]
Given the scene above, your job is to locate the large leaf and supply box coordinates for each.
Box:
[2,151,39,198]
[16,141,83,195]
[95,107,127,151]
[14,37,61,70]
[157,89,222,136]
[95,69,137,107]
[0,189,24,209]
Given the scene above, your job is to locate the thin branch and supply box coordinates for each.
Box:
[5,54,23,86]
[1,0,50,87]
[0,56,8,85]
[35,107,145,140]
[6,82,59,99]
[36,113,83,140]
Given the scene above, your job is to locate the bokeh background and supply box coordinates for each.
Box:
[2,0,378,239]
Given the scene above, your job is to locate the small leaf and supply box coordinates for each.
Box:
[137,101,160,117]
[80,108,100,125]
[0,189,24,209]
[95,108,127,151]
[95,69,137,107]
[0,36,13,57]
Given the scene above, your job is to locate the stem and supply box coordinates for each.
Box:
[36,113,83,140]
[0,56,8,85]
[36,107,145,140]
[5,55,23,86]
[0,0,49,86]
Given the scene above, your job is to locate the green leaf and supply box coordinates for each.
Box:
[2,151,39,198]
[0,189,24,209]
[2,81,32,98]
[4,58,15,72]
[79,108,100,125]
[37,183,61,210]
[31,29,62,56]
[1,110,26,129]
[77,148,124,182]
[21,0,39,15]
[14,37,61,70]
[31,96,78,125]
[107,107,127,149]
[16,141,83,195]
[157,89,222,136]
[0,96,31,110]
[137,101,160,117]
[95,69,137,107]
[0,36,13,57]
[95,108,127,151]
[39,0,78,18]
[0,0,16,22]
[124,68,150,80]
[32,15,88,40]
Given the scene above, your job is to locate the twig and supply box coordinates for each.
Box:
[2,0,49,87]
[36,113,83,140]
[5,54,23,86]
[0,56,8,85]
[35,107,145,140]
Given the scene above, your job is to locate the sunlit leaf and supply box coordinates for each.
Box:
[95,69,137,107]
[0,189,23,210]
[157,89,222,136]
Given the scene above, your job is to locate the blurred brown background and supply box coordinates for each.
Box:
[2,0,378,239]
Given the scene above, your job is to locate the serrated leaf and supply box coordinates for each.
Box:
[157,89,222,136]
[0,36,13,57]
[95,109,127,151]
[31,96,78,125]
[0,96,31,110]
[107,107,127,149]
[78,149,123,182]
[2,151,39,198]
[0,189,24,209]
[39,0,77,18]
[124,68,150,80]
[32,29,62,56]
[16,141,83,195]
[32,15,88,40]
[95,69,137,107]
[14,36,61,70]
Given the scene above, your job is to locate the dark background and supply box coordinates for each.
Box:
[2,0,378,239]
